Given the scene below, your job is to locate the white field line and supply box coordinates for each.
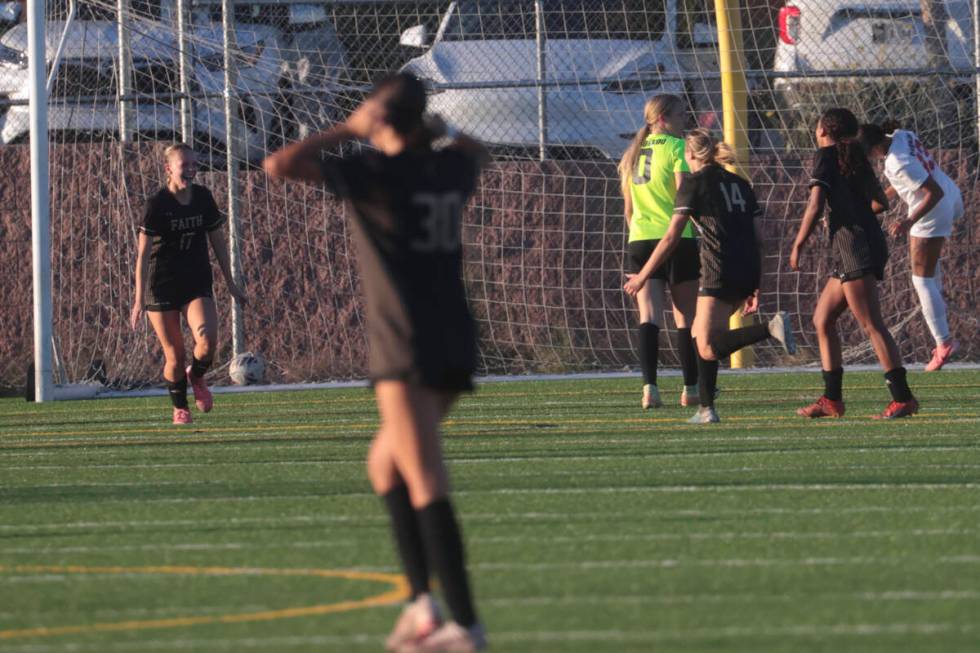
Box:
[2,505,977,535]
[0,528,972,556]
[3,590,976,621]
[83,362,980,399]
[7,461,980,487]
[0,482,977,508]
[2,623,976,653]
[4,444,980,471]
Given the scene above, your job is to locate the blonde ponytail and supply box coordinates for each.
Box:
[618,93,686,197]
[618,124,650,197]
[685,128,737,167]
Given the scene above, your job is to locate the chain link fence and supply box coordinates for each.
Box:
[0,0,977,391]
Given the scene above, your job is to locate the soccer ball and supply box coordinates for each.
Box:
[229,352,266,385]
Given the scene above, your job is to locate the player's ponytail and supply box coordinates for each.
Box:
[618,94,686,196]
[618,123,650,196]
[685,128,737,167]
[857,123,888,155]
[818,108,868,179]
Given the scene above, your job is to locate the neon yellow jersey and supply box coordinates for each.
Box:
[628,133,695,242]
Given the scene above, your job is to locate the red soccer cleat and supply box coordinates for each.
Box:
[873,398,919,420]
[186,365,213,413]
[797,396,845,418]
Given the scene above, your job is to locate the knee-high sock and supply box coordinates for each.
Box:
[710,323,771,360]
[167,377,188,410]
[696,345,719,409]
[189,356,212,380]
[417,499,478,627]
[638,323,660,386]
[675,327,698,387]
[912,267,950,345]
[383,485,430,600]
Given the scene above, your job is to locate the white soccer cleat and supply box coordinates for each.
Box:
[768,311,797,355]
[397,621,487,652]
[642,384,663,409]
[687,406,720,424]
[386,593,443,651]
[681,385,721,406]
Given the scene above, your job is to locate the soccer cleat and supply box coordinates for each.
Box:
[681,385,721,406]
[768,311,797,355]
[925,339,959,372]
[873,398,920,420]
[687,406,720,424]
[386,594,443,651]
[642,384,663,409]
[398,621,487,653]
[796,396,845,418]
[186,365,213,413]
[172,407,193,425]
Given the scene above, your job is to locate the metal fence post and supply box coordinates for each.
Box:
[222,0,245,357]
[535,0,547,162]
[116,0,133,142]
[177,0,193,145]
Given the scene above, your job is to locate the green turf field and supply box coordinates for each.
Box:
[1,369,978,652]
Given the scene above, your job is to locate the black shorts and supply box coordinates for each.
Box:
[146,285,213,312]
[627,238,700,284]
[699,285,755,306]
[368,322,477,394]
[831,224,887,282]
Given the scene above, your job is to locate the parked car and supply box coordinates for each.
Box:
[773,0,974,106]
[0,20,286,163]
[190,0,350,142]
[399,0,686,160]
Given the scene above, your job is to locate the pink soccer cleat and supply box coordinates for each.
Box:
[925,339,959,372]
[386,594,442,651]
[186,366,213,413]
[172,407,193,425]
[398,621,487,652]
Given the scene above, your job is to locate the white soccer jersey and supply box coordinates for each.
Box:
[884,130,959,218]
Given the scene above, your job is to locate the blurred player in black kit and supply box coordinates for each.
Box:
[131,144,247,425]
[264,73,489,652]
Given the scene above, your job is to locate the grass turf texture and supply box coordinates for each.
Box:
[0,370,978,653]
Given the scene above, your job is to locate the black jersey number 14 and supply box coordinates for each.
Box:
[719,182,746,213]
[411,192,463,253]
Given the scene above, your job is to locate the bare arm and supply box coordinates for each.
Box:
[130,232,152,329]
[790,185,826,271]
[675,171,688,191]
[262,124,355,183]
[207,228,247,304]
[890,175,944,236]
[624,212,690,296]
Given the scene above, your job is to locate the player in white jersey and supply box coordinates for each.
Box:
[859,122,963,371]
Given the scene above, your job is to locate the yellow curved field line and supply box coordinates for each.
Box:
[0,564,409,640]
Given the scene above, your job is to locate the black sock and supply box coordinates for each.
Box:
[696,346,719,408]
[417,499,477,628]
[638,323,660,386]
[190,356,212,380]
[710,323,771,360]
[382,485,430,600]
[822,368,844,402]
[884,367,913,402]
[167,377,188,409]
[676,327,698,387]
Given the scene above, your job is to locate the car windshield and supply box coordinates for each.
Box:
[441,0,666,41]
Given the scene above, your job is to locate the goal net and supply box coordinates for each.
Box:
[1,0,977,391]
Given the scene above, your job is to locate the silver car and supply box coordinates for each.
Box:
[0,20,286,163]
[399,0,685,159]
